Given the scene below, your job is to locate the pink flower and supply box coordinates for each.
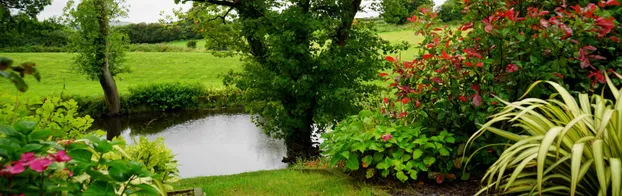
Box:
[4,162,25,175]
[506,64,519,73]
[29,158,52,172]
[19,152,35,164]
[382,134,393,142]
[472,94,483,107]
[51,150,72,162]
[64,168,73,177]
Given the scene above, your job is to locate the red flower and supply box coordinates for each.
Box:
[431,77,443,83]
[471,84,480,91]
[595,17,615,37]
[422,54,434,60]
[51,150,72,162]
[459,22,474,31]
[4,162,25,175]
[472,94,483,107]
[436,175,444,184]
[506,64,519,73]
[398,111,407,118]
[475,62,483,67]
[553,72,565,79]
[386,56,396,63]
[559,24,573,40]
[491,101,498,105]
[540,19,550,28]
[382,134,393,142]
[379,72,388,77]
[611,36,621,43]
[407,15,418,22]
[29,158,52,172]
[482,17,494,33]
[442,50,451,59]
[383,97,389,104]
[415,100,421,108]
[401,97,409,104]
[579,46,597,68]
[600,0,620,7]
[463,48,482,58]
[588,71,606,86]
[458,96,468,102]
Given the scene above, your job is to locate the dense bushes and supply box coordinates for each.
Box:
[126,43,196,52]
[0,17,70,48]
[116,23,202,44]
[65,83,242,117]
[186,40,197,49]
[128,83,205,111]
[322,110,456,182]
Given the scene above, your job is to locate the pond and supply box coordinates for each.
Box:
[91,110,288,178]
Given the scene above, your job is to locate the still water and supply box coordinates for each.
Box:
[91,110,288,178]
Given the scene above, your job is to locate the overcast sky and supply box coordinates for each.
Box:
[38,0,447,23]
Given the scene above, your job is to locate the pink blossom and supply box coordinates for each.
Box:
[51,150,71,162]
[506,64,519,73]
[382,134,393,142]
[29,158,52,172]
[19,152,35,165]
[4,162,25,175]
[472,94,483,107]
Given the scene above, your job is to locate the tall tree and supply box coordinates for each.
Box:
[177,0,400,160]
[65,0,128,115]
[437,0,463,22]
[0,0,51,21]
[377,0,433,24]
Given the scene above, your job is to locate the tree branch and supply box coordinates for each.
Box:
[207,6,234,23]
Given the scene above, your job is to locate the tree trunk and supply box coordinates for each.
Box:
[95,0,120,115]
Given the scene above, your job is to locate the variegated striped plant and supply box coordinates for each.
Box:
[467,74,622,196]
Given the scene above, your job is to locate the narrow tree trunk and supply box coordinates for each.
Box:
[95,0,120,115]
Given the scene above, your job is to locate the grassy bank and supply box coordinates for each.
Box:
[173,169,385,196]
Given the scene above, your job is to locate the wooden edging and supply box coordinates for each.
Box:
[166,188,203,196]
[293,168,391,196]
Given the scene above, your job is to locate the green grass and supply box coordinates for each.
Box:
[0,52,242,101]
[172,169,383,196]
[0,29,422,102]
[166,40,207,49]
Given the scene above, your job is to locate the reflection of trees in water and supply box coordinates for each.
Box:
[92,109,244,140]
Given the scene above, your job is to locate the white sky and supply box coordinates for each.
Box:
[38,0,447,23]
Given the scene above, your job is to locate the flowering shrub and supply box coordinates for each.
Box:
[377,0,622,177]
[322,110,455,182]
[0,121,166,195]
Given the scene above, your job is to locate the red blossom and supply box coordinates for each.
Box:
[436,175,444,184]
[431,77,443,83]
[401,97,409,104]
[471,84,480,91]
[595,17,615,37]
[379,72,388,77]
[579,45,597,68]
[559,24,573,40]
[458,96,468,102]
[383,97,389,104]
[407,15,418,22]
[398,111,408,118]
[441,50,451,59]
[588,71,607,86]
[423,54,434,60]
[460,22,474,31]
[415,100,421,108]
[540,19,550,28]
[506,64,519,73]
[19,152,35,164]
[3,162,25,175]
[491,101,498,105]
[600,0,620,7]
[611,36,621,43]
[386,56,396,63]
[463,48,482,58]
[475,62,483,67]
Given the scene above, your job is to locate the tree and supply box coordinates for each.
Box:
[65,0,129,115]
[378,0,433,24]
[437,0,462,22]
[176,0,401,160]
[0,0,51,20]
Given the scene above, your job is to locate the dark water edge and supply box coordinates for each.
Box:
[90,109,288,178]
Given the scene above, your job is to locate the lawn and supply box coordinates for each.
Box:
[172,169,385,196]
[0,29,423,102]
[0,52,242,102]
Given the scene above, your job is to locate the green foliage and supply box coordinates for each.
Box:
[378,0,433,24]
[0,17,71,48]
[0,96,95,139]
[186,40,197,49]
[126,43,196,52]
[322,110,455,182]
[0,45,72,52]
[128,83,205,111]
[468,78,622,195]
[65,0,130,80]
[116,22,202,44]
[0,56,40,92]
[125,136,180,190]
[0,121,167,195]
[437,0,463,22]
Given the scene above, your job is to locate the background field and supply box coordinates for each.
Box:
[0,30,422,101]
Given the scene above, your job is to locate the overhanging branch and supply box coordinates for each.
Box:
[185,0,238,7]
[207,6,234,23]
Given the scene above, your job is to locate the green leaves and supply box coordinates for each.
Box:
[346,154,359,170]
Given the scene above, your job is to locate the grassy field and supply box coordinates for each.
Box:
[172,169,384,196]
[0,30,422,101]
[0,52,242,102]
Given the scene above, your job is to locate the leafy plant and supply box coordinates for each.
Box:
[0,121,167,195]
[0,57,40,92]
[467,75,622,195]
[322,110,455,182]
[186,40,197,49]
[127,82,204,111]
[125,136,180,190]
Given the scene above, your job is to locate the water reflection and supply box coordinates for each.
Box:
[92,110,288,178]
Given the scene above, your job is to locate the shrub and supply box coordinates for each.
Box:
[377,0,622,177]
[126,44,195,52]
[468,77,622,195]
[125,136,180,190]
[0,121,167,195]
[0,96,94,139]
[186,40,197,49]
[322,110,456,182]
[128,83,205,111]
